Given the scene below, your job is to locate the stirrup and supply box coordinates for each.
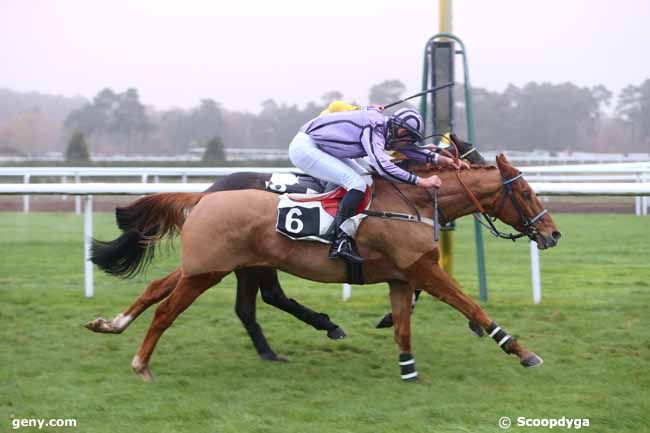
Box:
[329,236,364,264]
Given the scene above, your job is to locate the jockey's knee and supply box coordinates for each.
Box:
[342,177,367,193]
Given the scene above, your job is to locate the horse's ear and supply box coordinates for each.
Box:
[496,153,516,173]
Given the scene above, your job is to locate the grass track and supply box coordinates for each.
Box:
[1,212,649,432]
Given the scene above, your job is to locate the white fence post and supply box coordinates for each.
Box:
[75,173,81,215]
[61,176,68,201]
[84,195,94,298]
[642,173,649,216]
[23,174,30,213]
[530,241,541,304]
[342,283,352,301]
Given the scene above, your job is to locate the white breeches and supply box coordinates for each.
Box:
[288,132,368,192]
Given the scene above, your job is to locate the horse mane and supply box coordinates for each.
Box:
[409,164,498,177]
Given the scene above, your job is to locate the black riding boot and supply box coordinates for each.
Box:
[328,189,365,264]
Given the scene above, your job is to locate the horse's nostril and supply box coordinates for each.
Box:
[552,231,562,240]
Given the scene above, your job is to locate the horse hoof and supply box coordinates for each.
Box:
[375,314,394,329]
[259,352,289,362]
[521,354,544,368]
[468,320,484,337]
[84,318,118,334]
[327,327,346,340]
[131,356,154,382]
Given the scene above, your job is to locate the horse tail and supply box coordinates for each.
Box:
[91,193,205,278]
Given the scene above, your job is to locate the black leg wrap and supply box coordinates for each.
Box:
[487,321,514,354]
[398,353,418,381]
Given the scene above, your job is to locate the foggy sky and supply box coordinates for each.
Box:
[2,0,649,112]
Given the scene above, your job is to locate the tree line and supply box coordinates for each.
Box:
[0,78,648,159]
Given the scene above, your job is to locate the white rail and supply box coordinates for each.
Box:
[2,182,650,196]
[3,163,649,215]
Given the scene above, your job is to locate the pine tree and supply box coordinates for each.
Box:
[202,136,225,162]
[65,131,91,162]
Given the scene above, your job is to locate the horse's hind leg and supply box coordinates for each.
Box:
[234,269,284,361]
[376,289,422,329]
[376,290,484,336]
[256,268,346,340]
[132,271,227,381]
[406,255,543,368]
[85,269,182,334]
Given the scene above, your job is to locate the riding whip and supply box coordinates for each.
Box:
[383,82,455,109]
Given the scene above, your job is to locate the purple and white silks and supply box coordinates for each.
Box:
[298,107,438,186]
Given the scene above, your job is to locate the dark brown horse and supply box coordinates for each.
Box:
[85,137,486,358]
[90,155,560,381]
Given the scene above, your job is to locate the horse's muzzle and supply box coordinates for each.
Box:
[535,231,561,250]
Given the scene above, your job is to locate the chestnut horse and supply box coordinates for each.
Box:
[86,137,486,359]
[91,155,560,381]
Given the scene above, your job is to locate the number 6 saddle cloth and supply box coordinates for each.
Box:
[276,187,373,243]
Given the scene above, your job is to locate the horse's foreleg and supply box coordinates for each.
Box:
[234,269,284,361]
[406,254,543,368]
[85,269,181,334]
[132,271,226,381]
[389,281,418,382]
[256,268,346,340]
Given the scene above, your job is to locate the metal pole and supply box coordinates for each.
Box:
[426,31,489,300]
[84,195,94,298]
[436,1,456,276]
[530,241,541,304]
[439,0,452,33]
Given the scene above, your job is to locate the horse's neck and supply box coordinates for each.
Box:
[372,167,502,220]
[438,168,502,221]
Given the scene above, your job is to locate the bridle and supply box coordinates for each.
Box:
[439,137,549,241]
[472,172,549,241]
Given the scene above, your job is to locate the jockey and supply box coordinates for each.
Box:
[288,106,465,264]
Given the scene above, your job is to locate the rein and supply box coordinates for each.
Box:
[442,135,548,242]
[361,182,436,229]
[455,169,549,241]
[362,137,548,243]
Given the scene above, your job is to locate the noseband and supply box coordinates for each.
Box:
[474,172,548,241]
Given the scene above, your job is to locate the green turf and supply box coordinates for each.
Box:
[1,212,649,432]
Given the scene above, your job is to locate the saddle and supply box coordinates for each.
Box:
[276,186,373,243]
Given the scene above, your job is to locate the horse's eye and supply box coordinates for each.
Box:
[522,189,532,199]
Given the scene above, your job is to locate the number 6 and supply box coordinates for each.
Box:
[285,208,304,233]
